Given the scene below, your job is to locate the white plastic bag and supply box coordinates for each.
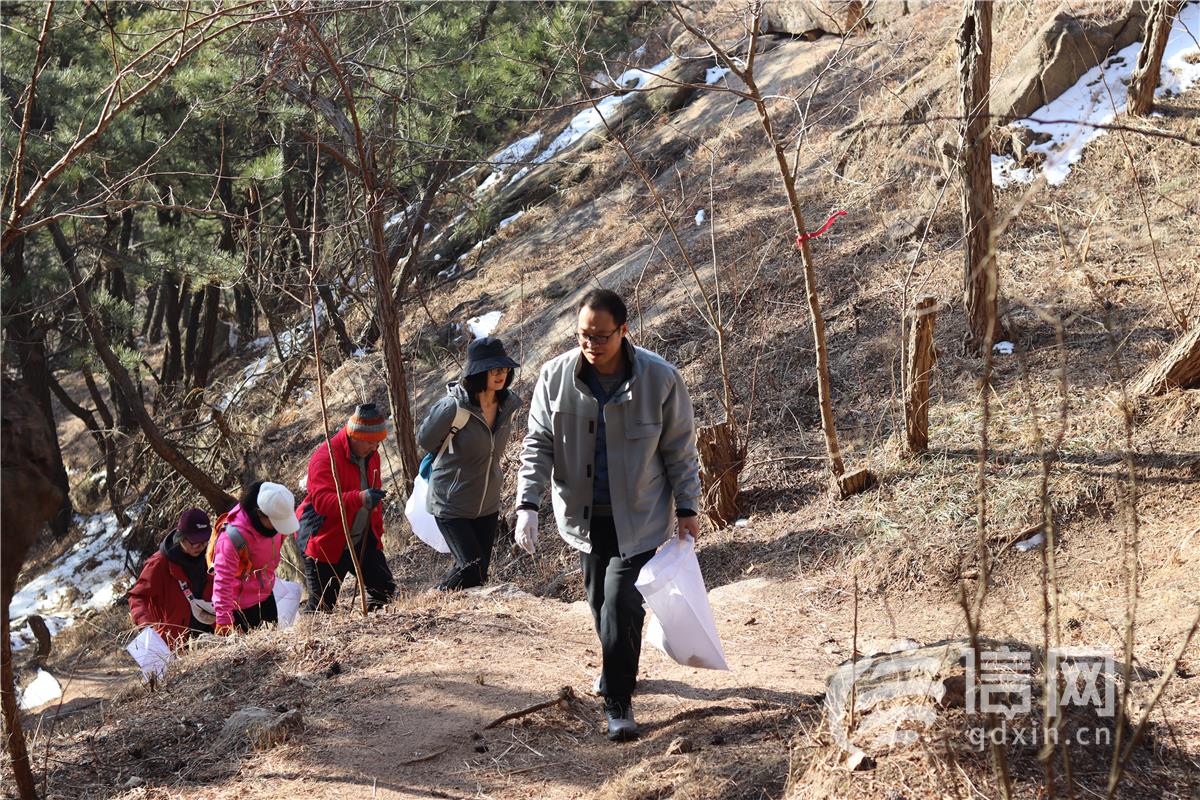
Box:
[126,627,173,681]
[635,535,729,670]
[273,578,303,628]
[404,475,450,553]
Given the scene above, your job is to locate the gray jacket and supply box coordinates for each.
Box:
[517,342,702,559]
[418,383,523,519]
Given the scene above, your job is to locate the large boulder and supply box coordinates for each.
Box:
[993,5,1148,121]
[760,1,931,38]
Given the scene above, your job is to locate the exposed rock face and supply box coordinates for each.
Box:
[993,5,1148,121]
[760,1,932,38]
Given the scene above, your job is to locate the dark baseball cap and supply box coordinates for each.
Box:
[175,508,212,544]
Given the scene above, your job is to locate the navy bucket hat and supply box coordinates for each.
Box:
[464,337,519,377]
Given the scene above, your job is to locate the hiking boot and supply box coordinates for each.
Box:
[604,698,639,742]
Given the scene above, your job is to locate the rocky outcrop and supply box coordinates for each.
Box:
[993,5,1148,121]
[760,1,932,38]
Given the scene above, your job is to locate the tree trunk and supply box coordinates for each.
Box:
[49,221,235,512]
[745,80,846,479]
[183,286,204,384]
[1,232,73,537]
[697,420,745,527]
[904,296,939,455]
[234,283,256,345]
[161,271,184,386]
[1128,1,1183,117]
[958,0,998,353]
[1133,326,1200,395]
[317,281,357,356]
[48,373,127,524]
[1,611,37,800]
[141,283,160,339]
[192,282,221,389]
[2,376,68,800]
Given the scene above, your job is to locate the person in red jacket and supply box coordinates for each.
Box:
[128,508,215,647]
[296,403,396,612]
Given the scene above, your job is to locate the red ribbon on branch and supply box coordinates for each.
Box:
[795,210,847,247]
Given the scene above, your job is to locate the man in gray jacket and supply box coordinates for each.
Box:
[515,289,702,742]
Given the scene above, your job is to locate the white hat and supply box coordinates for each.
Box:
[257,481,299,535]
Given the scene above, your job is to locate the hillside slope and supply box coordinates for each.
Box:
[10,2,1200,799]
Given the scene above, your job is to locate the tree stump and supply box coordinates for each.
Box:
[836,468,877,499]
[1133,326,1200,396]
[905,296,939,454]
[697,420,745,528]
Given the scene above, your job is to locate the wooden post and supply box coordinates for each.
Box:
[697,419,744,528]
[905,296,939,454]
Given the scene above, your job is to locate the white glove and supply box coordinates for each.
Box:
[515,509,539,555]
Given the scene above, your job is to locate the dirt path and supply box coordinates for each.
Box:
[164,576,998,800]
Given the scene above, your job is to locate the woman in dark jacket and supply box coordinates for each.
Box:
[417,337,522,590]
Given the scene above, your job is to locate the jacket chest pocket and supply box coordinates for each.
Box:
[549,400,591,485]
[624,417,665,508]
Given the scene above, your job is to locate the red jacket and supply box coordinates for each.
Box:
[297,427,384,564]
[128,550,214,648]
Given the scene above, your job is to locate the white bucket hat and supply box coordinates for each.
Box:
[257,481,299,535]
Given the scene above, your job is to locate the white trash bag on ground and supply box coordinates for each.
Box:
[273,578,303,628]
[126,627,173,681]
[635,535,729,670]
[404,475,450,553]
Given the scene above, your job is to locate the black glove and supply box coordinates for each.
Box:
[296,506,326,551]
[363,488,387,510]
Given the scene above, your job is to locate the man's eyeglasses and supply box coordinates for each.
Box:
[577,328,620,345]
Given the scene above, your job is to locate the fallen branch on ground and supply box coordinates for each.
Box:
[483,686,579,730]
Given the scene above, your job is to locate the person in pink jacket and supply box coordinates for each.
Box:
[212,481,298,634]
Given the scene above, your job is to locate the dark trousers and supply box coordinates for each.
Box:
[436,513,499,590]
[580,516,655,704]
[233,594,278,632]
[304,541,396,612]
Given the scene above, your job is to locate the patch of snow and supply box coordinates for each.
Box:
[993,341,1015,355]
[991,154,1035,189]
[298,475,308,493]
[510,57,675,185]
[9,512,132,652]
[695,208,706,226]
[992,4,1200,187]
[18,669,62,710]
[474,132,545,198]
[433,253,442,261]
[218,323,312,411]
[467,311,503,339]
[351,347,368,358]
[498,210,525,230]
[490,131,542,167]
[734,517,750,527]
[630,42,647,62]
[1015,532,1046,552]
[705,66,730,85]
[476,170,505,196]
[424,222,431,230]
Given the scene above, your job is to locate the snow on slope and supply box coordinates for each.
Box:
[993,3,1200,187]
